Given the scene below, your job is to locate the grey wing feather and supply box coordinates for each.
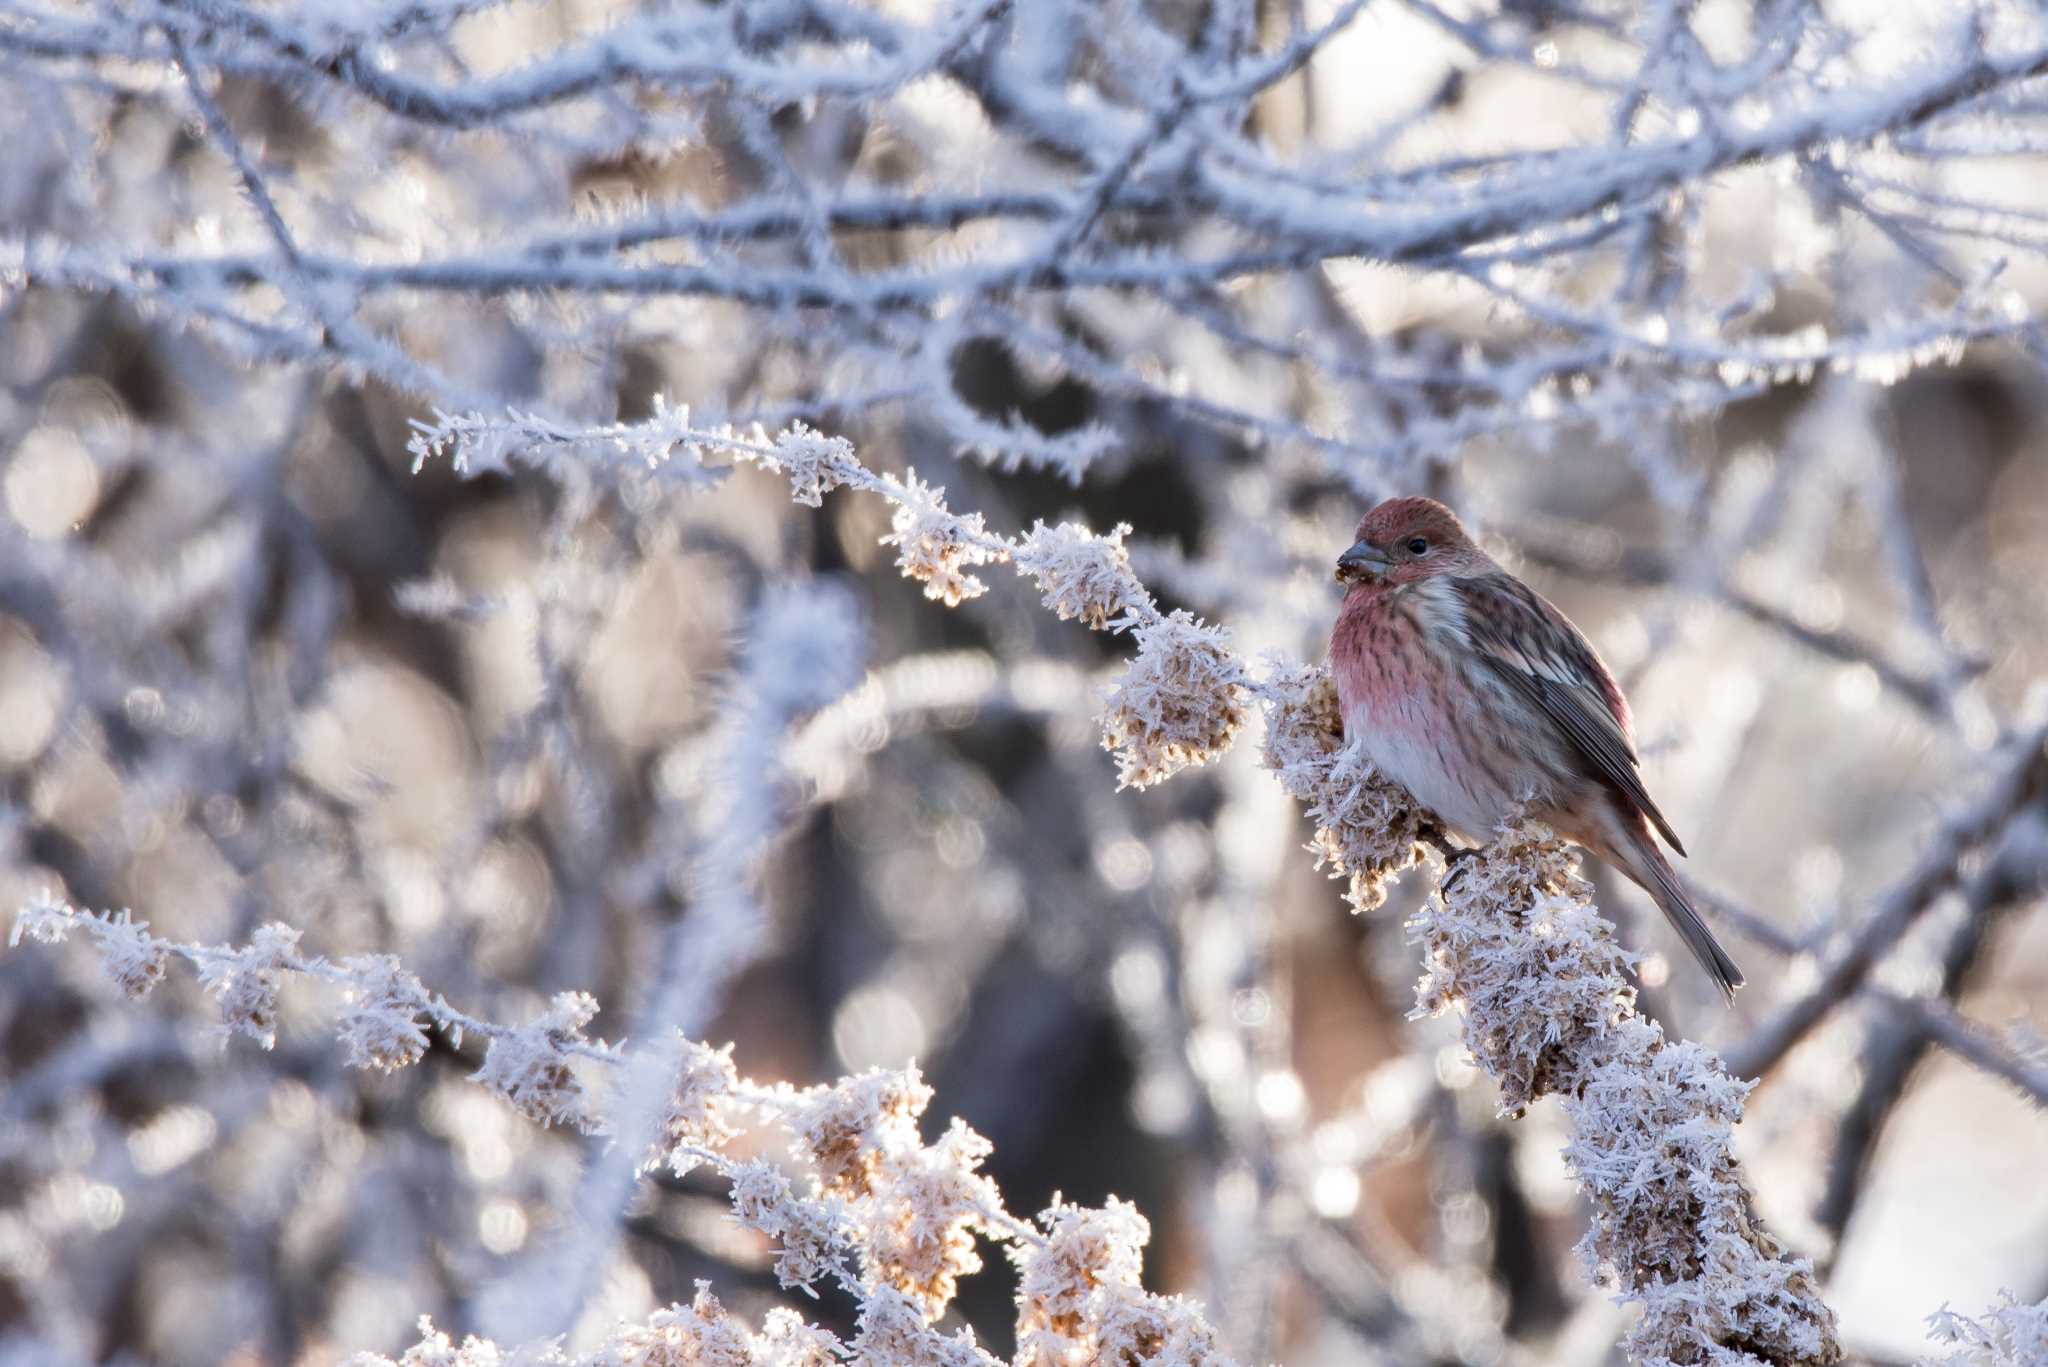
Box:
[1458,574,1688,856]
[1639,846,1746,998]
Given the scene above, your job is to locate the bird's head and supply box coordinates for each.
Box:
[1334,497,1483,587]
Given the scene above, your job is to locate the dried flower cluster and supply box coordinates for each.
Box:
[703,1060,1242,1365]
[197,921,304,1048]
[882,473,1009,608]
[1012,1199,1231,1367]
[350,1188,1236,1367]
[1409,825,1842,1366]
[782,1069,1002,1318]
[1098,612,1249,790]
[472,991,613,1132]
[1258,664,1430,913]
[657,1037,744,1173]
[335,954,433,1072]
[1014,521,1153,631]
[1408,826,1630,1115]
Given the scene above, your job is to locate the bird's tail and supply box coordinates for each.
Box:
[1621,835,1745,1002]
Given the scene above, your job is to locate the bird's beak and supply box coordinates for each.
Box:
[1335,539,1392,583]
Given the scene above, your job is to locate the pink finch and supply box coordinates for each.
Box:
[1329,496,1743,1000]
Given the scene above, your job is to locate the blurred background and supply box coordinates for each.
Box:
[3,0,2047,1362]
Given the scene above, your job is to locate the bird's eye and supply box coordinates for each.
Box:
[1406,537,1429,555]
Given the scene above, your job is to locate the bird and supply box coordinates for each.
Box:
[1329,496,1744,999]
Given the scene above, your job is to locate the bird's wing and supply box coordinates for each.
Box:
[1454,571,1687,856]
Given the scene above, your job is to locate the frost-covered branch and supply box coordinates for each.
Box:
[1409,828,1838,1364]
[1729,705,2048,1081]
[12,898,1243,1366]
[12,894,621,1119]
[18,0,2048,483]
[409,407,1252,789]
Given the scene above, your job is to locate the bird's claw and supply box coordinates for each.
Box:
[1439,846,1482,895]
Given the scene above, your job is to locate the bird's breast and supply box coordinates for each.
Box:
[1332,589,1441,714]
[1330,584,1532,840]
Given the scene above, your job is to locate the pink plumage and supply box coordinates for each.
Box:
[1329,497,1743,999]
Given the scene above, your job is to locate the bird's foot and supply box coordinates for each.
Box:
[1439,845,1483,895]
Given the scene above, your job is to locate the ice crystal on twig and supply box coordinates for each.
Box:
[757,421,862,509]
[406,400,727,485]
[1921,1291,2048,1367]
[84,908,170,1000]
[729,1158,851,1293]
[15,903,168,1001]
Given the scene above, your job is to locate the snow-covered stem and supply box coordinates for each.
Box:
[1874,990,2048,1108]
